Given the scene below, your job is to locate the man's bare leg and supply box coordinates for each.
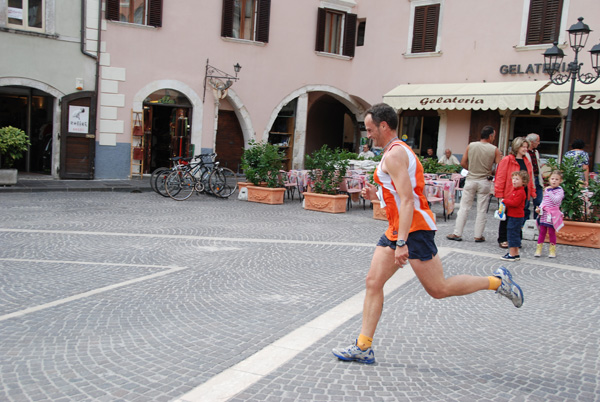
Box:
[410,254,490,299]
[360,245,399,339]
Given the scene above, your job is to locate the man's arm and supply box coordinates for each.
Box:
[460,145,469,169]
[383,147,413,266]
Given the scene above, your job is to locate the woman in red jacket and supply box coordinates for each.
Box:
[494,137,536,248]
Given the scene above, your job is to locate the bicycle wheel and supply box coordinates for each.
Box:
[209,167,238,198]
[154,168,173,198]
[165,171,196,201]
[150,167,169,194]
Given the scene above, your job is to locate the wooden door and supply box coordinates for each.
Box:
[60,92,96,179]
[569,109,598,163]
[469,110,501,146]
[216,110,244,171]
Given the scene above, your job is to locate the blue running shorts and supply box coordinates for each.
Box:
[377,230,438,261]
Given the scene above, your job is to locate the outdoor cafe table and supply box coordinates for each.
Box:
[425,179,455,216]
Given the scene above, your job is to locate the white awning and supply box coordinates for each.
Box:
[539,80,600,109]
[383,81,549,111]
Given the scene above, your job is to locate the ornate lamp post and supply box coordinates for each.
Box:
[542,17,600,155]
[203,59,242,102]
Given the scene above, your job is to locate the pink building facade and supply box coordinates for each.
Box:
[5,0,598,178]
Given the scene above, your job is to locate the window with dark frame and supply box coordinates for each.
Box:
[221,0,271,43]
[525,0,563,45]
[411,3,440,53]
[356,20,366,47]
[315,7,357,57]
[105,0,163,27]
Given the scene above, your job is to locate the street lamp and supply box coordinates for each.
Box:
[542,17,600,155]
[203,59,242,102]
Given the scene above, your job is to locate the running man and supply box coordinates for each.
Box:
[332,103,524,364]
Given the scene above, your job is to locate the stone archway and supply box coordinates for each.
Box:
[132,80,203,150]
[0,78,64,177]
[264,85,367,169]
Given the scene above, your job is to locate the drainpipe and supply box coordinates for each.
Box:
[80,0,101,96]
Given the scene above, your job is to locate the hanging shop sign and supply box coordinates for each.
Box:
[68,105,90,134]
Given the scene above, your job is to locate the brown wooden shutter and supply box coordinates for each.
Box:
[256,0,271,43]
[526,0,563,45]
[147,0,163,27]
[343,13,357,57]
[315,8,326,52]
[221,0,234,38]
[105,0,119,21]
[411,4,440,53]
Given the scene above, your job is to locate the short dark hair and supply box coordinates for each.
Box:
[481,125,495,139]
[571,139,585,149]
[366,103,398,131]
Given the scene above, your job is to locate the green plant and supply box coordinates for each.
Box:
[547,157,590,222]
[305,145,350,195]
[587,176,600,222]
[0,126,31,168]
[418,156,461,174]
[240,140,284,188]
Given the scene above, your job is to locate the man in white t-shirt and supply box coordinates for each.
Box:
[358,144,375,159]
[438,148,460,165]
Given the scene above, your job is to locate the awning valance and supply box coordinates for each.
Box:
[539,80,600,109]
[383,81,549,111]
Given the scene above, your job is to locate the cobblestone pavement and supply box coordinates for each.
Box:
[0,190,599,402]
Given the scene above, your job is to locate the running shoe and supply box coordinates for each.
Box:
[332,340,375,364]
[501,253,520,261]
[493,266,524,308]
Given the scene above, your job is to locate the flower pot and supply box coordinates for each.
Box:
[303,192,348,213]
[546,220,600,249]
[247,186,285,205]
[0,169,18,186]
[371,199,387,221]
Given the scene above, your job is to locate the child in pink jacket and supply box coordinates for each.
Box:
[535,170,565,258]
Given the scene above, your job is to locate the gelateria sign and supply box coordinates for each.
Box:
[499,63,566,75]
[419,97,484,106]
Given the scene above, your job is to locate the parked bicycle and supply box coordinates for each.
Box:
[161,153,238,200]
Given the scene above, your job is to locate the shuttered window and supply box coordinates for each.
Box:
[411,4,440,53]
[105,0,162,27]
[315,8,357,58]
[526,0,563,45]
[221,0,271,43]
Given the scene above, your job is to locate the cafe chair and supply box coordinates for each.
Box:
[425,183,447,221]
[282,171,299,200]
[451,173,464,201]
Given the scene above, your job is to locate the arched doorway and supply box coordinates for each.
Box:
[305,93,357,157]
[0,86,54,174]
[143,89,192,172]
[215,109,244,172]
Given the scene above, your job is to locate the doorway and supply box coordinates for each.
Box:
[0,86,54,174]
[143,89,192,172]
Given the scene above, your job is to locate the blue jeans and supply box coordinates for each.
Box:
[507,216,524,248]
[524,177,544,221]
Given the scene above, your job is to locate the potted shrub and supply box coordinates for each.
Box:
[303,145,350,213]
[240,140,286,204]
[0,126,31,185]
[544,157,600,248]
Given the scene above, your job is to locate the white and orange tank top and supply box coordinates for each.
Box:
[373,141,437,240]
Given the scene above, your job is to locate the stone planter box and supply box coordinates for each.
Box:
[303,192,348,213]
[247,186,285,205]
[372,199,387,221]
[0,169,18,186]
[547,220,600,249]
